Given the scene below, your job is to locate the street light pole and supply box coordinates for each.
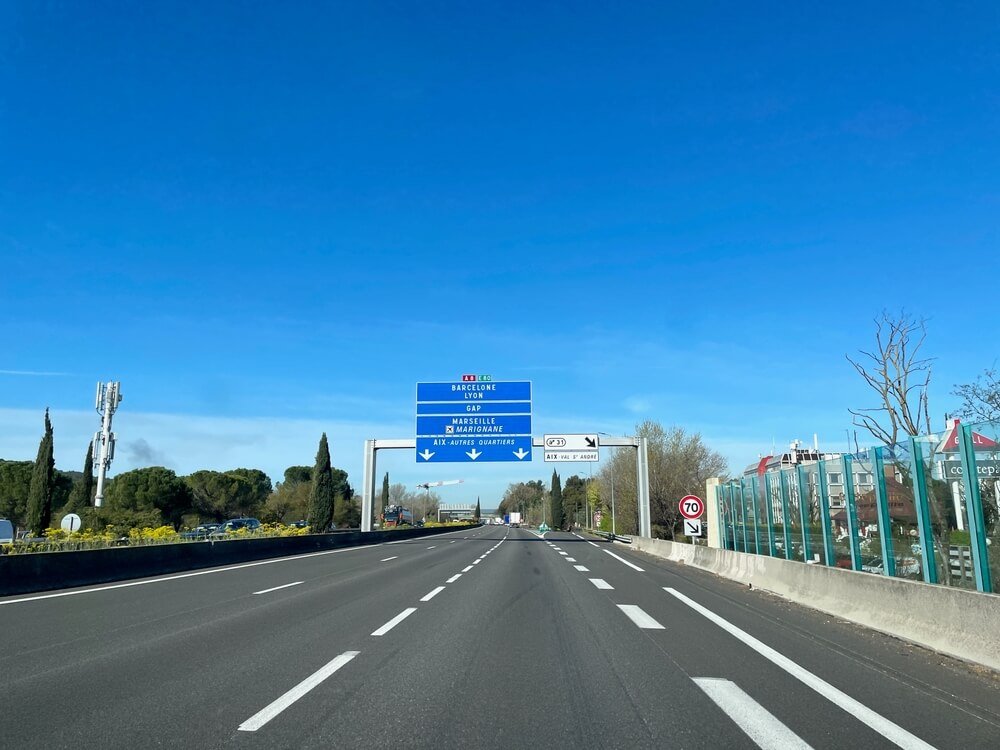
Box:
[597,432,617,537]
[610,448,616,536]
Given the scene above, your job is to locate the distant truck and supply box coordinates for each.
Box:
[509,512,522,528]
[382,505,414,528]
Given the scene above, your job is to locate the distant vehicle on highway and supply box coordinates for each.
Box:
[0,518,14,544]
[208,518,262,537]
[289,520,308,529]
[382,505,414,528]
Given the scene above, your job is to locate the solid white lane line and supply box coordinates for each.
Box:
[694,678,813,750]
[665,588,936,750]
[462,565,473,572]
[617,604,665,630]
[380,557,398,562]
[252,581,304,595]
[603,549,645,571]
[421,586,445,602]
[0,544,383,606]
[574,533,584,539]
[590,578,614,590]
[574,565,589,572]
[566,557,577,562]
[371,608,417,636]
[238,651,360,732]
[446,574,462,583]
[587,541,599,547]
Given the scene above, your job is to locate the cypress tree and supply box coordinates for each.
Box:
[67,441,95,513]
[26,409,55,536]
[308,433,335,532]
[550,470,563,530]
[474,497,481,521]
[380,472,390,520]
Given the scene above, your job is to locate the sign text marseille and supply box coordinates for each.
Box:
[416,380,532,463]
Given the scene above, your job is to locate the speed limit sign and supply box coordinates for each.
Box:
[679,495,704,520]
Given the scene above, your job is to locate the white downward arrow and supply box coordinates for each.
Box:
[513,448,529,460]
[466,449,482,460]
[419,449,435,461]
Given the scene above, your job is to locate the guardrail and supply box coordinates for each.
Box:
[0,524,479,598]
[583,528,632,544]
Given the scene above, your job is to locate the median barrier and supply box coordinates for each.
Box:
[620,535,1000,673]
[0,525,477,597]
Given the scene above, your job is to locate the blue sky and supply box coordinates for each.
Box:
[2,2,999,505]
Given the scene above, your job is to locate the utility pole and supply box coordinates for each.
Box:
[93,381,122,507]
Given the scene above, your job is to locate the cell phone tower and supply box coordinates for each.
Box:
[93,381,123,507]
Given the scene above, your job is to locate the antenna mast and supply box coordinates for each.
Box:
[93,381,123,507]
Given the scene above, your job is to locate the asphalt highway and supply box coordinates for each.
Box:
[2,525,999,749]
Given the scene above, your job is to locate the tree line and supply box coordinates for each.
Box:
[0,424,359,536]
[495,420,725,539]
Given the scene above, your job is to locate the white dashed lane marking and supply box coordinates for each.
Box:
[252,582,303,595]
[617,605,665,630]
[420,586,445,602]
[693,678,813,750]
[238,651,359,732]
[371,608,417,637]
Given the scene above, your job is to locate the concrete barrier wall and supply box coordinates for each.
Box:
[0,526,472,597]
[627,536,1000,672]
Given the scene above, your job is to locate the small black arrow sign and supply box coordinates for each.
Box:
[585,436,597,448]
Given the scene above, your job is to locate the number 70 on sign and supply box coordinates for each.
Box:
[679,495,704,520]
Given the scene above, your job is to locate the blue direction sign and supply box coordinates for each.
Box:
[416,380,532,463]
[416,381,531,402]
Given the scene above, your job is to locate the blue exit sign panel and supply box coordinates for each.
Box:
[415,380,532,463]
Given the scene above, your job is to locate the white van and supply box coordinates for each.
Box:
[0,519,14,544]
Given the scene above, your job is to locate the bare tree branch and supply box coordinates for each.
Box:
[846,311,935,447]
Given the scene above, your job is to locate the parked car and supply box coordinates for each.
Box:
[208,518,262,537]
[179,523,221,540]
[861,556,884,574]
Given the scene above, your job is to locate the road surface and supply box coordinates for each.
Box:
[2,525,998,748]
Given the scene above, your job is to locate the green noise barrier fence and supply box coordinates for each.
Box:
[718,419,1000,595]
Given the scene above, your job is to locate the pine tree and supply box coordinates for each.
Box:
[308,433,335,532]
[26,409,55,536]
[550,469,563,530]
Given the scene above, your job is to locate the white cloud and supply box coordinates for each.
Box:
[623,396,652,414]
